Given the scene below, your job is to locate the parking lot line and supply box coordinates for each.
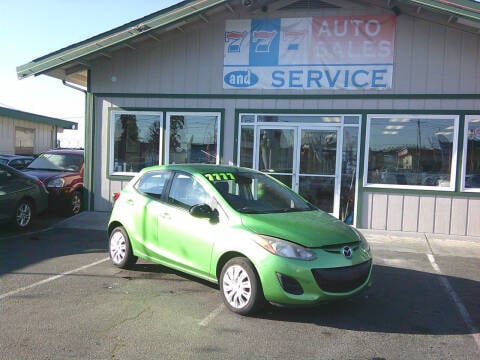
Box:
[199,303,225,327]
[0,257,109,301]
[426,253,480,351]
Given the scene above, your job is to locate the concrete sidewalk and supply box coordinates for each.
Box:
[55,211,480,259]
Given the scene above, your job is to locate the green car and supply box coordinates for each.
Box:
[108,165,372,315]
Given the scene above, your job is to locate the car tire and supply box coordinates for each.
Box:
[220,257,265,315]
[70,190,82,216]
[15,199,34,230]
[109,226,138,269]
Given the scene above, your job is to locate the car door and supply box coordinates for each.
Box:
[155,171,220,278]
[0,166,30,222]
[127,170,172,257]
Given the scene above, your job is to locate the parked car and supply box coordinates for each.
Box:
[0,163,48,229]
[108,164,373,315]
[0,154,34,170]
[23,149,84,215]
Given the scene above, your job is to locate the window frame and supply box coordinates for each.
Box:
[461,115,480,193]
[109,110,163,176]
[364,114,459,191]
[165,112,221,165]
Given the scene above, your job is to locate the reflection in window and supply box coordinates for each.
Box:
[167,113,219,164]
[257,115,341,123]
[168,173,212,209]
[465,116,480,189]
[136,171,171,199]
[112,113,161,173]
[240,126,254,168]
[340,127,358,223]
[367,116,457,187]
[258,129,294,172]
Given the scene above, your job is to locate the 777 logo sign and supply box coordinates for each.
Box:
[252,30,277,53]
[283,30,307,51]
[225,31,247,53]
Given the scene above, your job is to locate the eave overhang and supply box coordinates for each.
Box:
[16,0,480,88]
[0,106,78,130]
[16,0,228,87]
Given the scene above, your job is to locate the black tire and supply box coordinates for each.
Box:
[220,257,265,315]
[70,190,82,216]
[14,199,34,230]
[109,226,137,269]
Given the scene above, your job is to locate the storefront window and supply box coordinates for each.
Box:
[111,112,161,174]
[166,113,220,164]
[366,115,458,189]
[463,116,480,191]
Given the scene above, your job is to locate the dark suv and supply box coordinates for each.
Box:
[23,149,84,215]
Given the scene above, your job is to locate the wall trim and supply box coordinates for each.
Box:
[94,92,480,101]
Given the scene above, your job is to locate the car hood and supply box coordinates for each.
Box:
[23,169,70,183]
[240,210,360,247]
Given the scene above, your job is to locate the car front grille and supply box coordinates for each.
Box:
[311,260,372,293]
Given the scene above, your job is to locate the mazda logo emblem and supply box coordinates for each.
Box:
[342,246,353,258]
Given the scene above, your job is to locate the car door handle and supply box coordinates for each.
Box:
[159,212,171,220]
[126,199,134,206]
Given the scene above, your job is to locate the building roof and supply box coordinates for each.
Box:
[0,106,77,130]
[16,0,480,87]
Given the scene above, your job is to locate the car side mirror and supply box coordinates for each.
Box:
[189,204,218,221]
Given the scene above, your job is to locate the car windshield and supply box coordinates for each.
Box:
[27,153,83,172]
[206,171,315,214]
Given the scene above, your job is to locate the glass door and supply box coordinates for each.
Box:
[256,127,297,188]
[254,125,341,217]
[297,127,340,216]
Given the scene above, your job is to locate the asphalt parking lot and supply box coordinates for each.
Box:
[1,212,479,359]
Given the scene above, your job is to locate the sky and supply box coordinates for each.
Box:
[0,0,182,147]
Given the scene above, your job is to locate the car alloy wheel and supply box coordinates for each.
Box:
[15,200,33,229]
[220,257,265,315]
[71,191,82,215]
[109,226,137,269]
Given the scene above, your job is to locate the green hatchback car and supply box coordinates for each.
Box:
[108,164,372,315]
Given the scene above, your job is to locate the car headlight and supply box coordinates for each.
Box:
[47,178,65,188]
[254,235,317,260]
[353,228,370,252]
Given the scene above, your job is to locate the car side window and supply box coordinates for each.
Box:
[168,173,212,209]
[0,168,13,186]
[136,171,171,199]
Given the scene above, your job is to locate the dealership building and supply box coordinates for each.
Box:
[17,0,480,236]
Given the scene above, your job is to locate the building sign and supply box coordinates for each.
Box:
[224,15,395,90]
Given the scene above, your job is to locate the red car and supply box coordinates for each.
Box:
[23,149,84,215]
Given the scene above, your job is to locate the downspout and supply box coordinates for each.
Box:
[61,79,91,211]
[62,80,87,95]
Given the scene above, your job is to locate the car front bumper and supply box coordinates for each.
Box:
[256,247,373,305]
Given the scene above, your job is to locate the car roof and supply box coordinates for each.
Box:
[0,154,33,159]
[142,164,257,176]
[42,149,84,155]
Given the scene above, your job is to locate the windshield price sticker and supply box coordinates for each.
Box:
[204,173,236,181]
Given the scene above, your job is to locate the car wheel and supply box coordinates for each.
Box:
[70,190,82,215]
[220,257,265,315]
[109,226,137,269]
[15,199,34,230]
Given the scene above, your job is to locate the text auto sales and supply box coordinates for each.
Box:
[224,17,395,90]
